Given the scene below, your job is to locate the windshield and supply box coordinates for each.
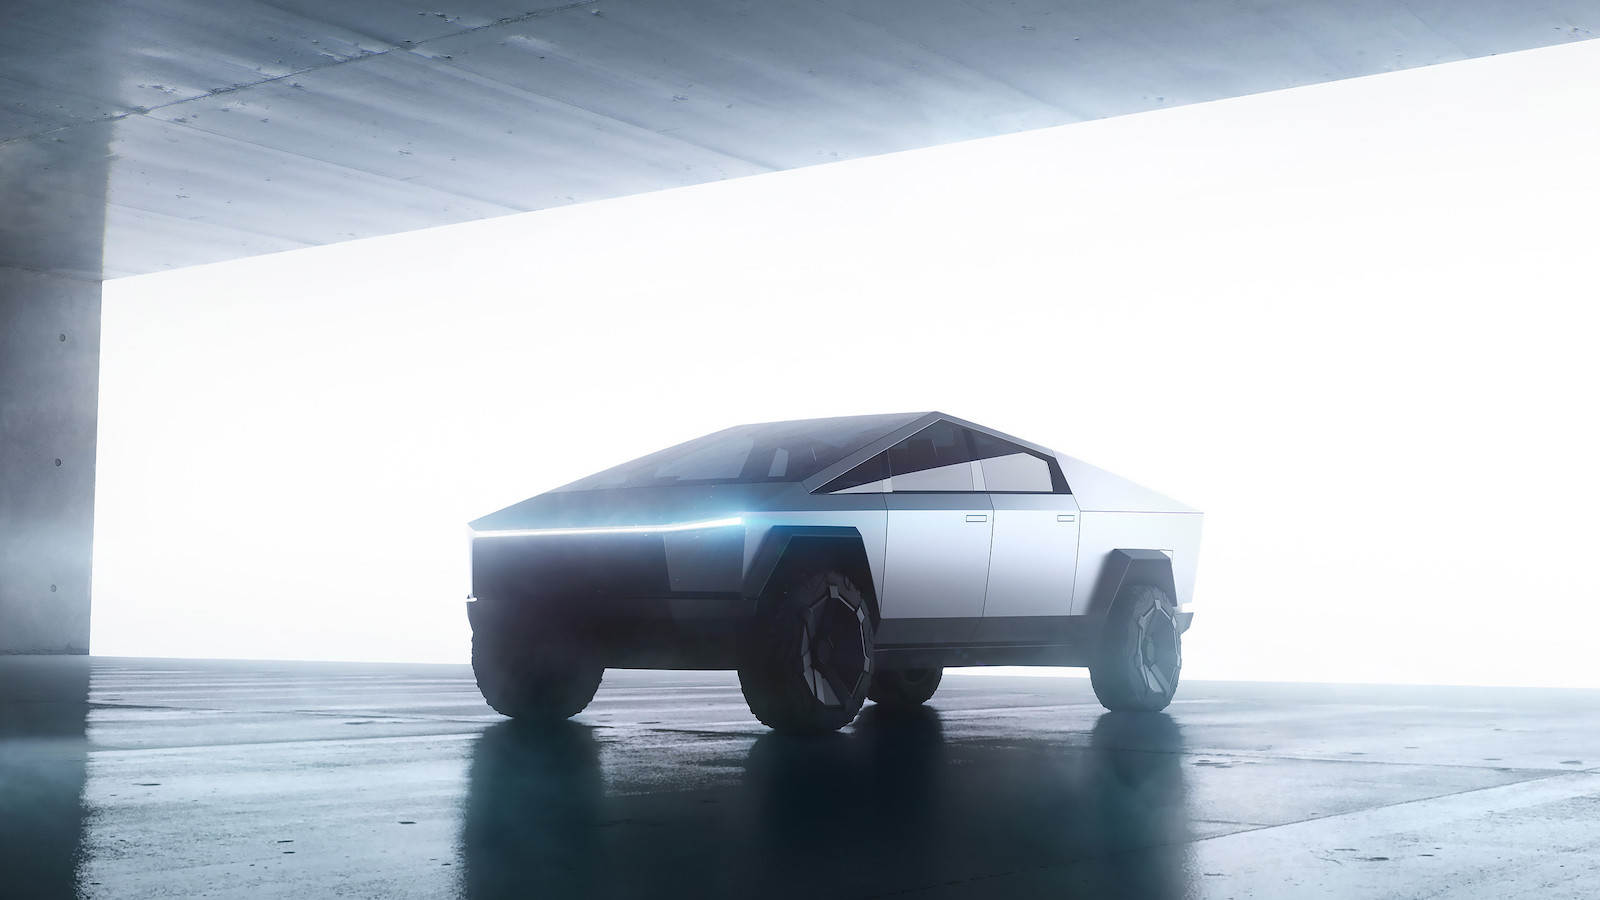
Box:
[556,413,924,491]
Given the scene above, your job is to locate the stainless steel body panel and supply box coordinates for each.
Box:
[1052,452,1198,514]
[1070,510,1204,615]
[880,492,994,625]
[982,493,1082,619]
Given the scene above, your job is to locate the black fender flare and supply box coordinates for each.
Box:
[741,525,879,626]
[1084,549,1179,627]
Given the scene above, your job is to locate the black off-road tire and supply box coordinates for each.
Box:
[1089,584,1182,713]
[472,625,604,720]
[738,566,876,734]
[868,666,943,708]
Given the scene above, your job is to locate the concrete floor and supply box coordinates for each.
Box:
[1,657,1597,899]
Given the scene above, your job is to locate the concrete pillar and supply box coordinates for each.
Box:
[0,269,100,653]
[1,81,109,653]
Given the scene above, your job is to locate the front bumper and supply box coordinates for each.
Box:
[466,595,758,669]
[471,525,745,600]
[467,523,756,668]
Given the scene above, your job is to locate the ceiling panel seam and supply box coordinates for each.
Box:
[0,0,605,149]
[0,55,382,149]
[116,79,744,216]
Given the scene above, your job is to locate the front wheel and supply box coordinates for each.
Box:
[1089,584,1182,712]
[472,622,604,720]
[738,566,875,733]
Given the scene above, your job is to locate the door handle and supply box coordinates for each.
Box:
[1057,514,1076,523]
[965,514,988,523]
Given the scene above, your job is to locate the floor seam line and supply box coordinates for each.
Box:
[1185,769,1597,845]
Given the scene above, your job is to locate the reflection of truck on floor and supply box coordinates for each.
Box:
[466,412,1202,732]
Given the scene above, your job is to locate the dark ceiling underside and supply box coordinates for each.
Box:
[2,0,1596,279]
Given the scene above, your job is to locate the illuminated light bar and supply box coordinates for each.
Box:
[471,516,744,539]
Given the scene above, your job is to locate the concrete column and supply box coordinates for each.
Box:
[1,17,110,653]
[0,268,100,653]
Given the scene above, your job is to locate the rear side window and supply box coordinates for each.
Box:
[970,431,1062,492]
[978,452,1052,491]
[825,423,1068,494]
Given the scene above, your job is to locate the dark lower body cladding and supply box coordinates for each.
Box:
[466,602,1196,671]
[470,529,753,668]
[870,611,1192,670]
[468,533,1195,672]
[467,596,757,669]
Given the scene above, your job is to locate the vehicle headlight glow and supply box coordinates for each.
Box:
[471,516,744,539]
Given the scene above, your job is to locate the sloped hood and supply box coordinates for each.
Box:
[1053,454,1198,514]
[469,482,806,532]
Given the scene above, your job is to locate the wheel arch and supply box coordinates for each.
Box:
[742,526,880,626]
[1084,548,1178,625]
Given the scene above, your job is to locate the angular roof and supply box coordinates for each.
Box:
[804,411,1196,513]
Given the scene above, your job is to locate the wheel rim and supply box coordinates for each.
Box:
[797,583,872,707]
[1134,603,1181,697]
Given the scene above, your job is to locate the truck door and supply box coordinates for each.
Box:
[830,421,992,646]
[881,490,993,632]
[971,437,1079,642]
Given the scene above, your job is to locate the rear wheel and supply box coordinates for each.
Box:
[472,621,604,720]
[1089,584,1182,712]
[738,566,875,733]
[869,666,943,708]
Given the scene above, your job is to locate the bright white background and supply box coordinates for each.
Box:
[96,39,1600,687]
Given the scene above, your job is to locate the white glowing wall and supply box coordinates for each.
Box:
[96,40,1600,687]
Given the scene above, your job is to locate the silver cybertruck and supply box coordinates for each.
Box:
[467,412,1202,733]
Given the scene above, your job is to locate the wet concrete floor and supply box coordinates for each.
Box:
[1,656,1596,899]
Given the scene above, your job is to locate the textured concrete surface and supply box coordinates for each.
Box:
[3,1,1598,278]
[1,657,1596,899]
[0,270,100,654]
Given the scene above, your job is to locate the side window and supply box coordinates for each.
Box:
[825,421,978,493]
[887,421,974,491]
[978,452,1053,491]
[970,431,1064,493]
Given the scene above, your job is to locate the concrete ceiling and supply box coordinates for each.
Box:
[2,0,1597,280]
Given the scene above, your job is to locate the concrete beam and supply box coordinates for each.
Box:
[6,1,1599,279]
